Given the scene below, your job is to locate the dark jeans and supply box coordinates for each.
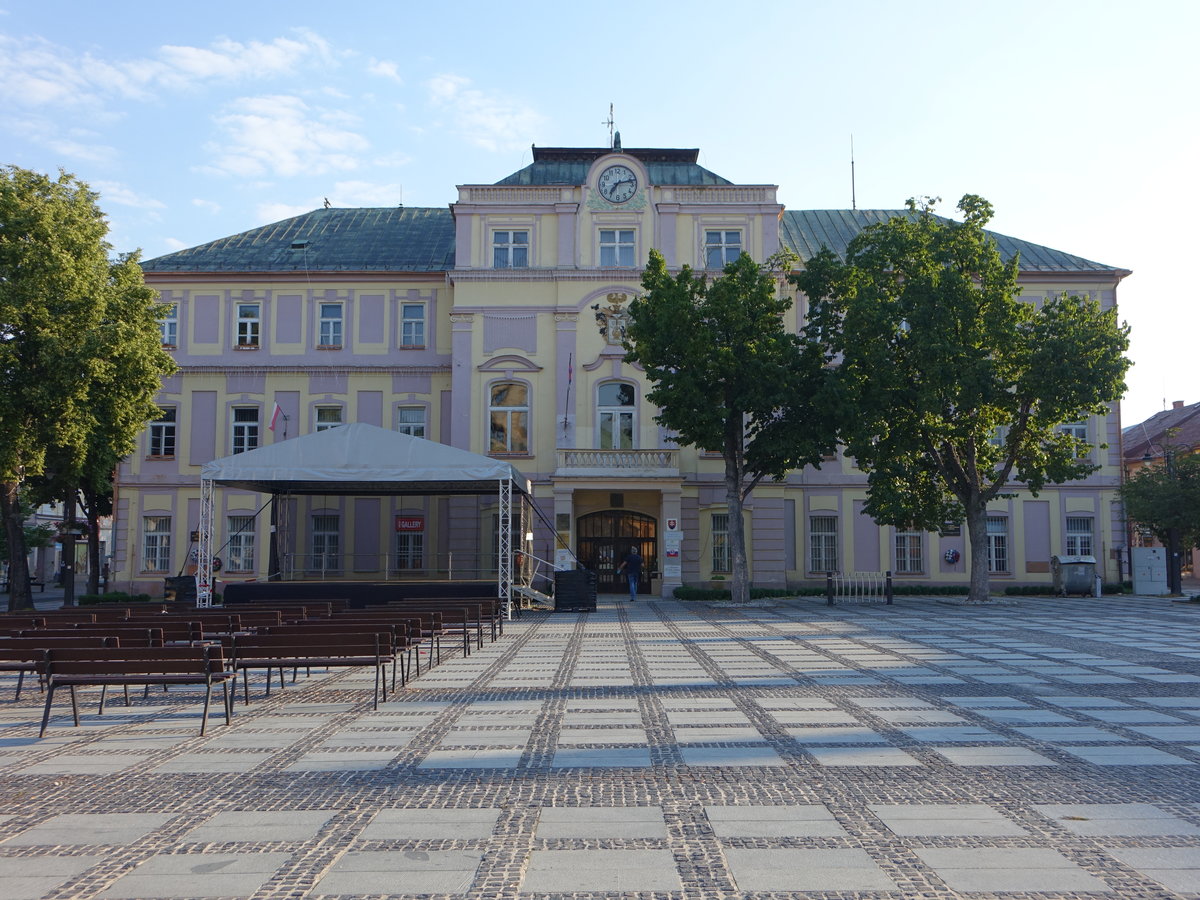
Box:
[626,573,639,600]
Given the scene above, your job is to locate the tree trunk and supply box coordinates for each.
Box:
[0,481,34,612]
[86,507,101,595]
[964,498,992,603]
[724,446,750,606]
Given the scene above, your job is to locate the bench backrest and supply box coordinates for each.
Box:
[42,645,226,677]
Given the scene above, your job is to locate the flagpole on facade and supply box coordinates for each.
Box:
[562,354,572,429]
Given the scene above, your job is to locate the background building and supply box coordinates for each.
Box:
[113,146,1129,597]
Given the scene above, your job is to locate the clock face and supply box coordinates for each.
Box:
[597,164,638,203]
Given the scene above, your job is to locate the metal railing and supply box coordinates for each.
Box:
[279,552,497,582]
[556,449,678,470]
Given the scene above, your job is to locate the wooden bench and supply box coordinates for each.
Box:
[0,636,114,699]
[231,632,394,708]
[264,622,416,687]
[38,645,234,736]
[330,610,445,667]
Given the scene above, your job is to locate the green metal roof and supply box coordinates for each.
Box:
[141,207,454,273]
[494,146,732,187]
[780,209,1126,274]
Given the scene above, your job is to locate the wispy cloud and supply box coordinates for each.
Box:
[368,58,402,83]
[203,95,369,177]
[93,180,165,209]
[163,237,190,251]
[426,74,545,152]
[192,198,222,214]
[256,201,317,224]
[328,180,405,207]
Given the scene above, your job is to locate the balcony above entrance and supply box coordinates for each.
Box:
[554,449,679,479]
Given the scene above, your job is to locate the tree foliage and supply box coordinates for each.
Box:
[1121,451,1200,553]
[793,195,1130,602]
[0,167,174,609]
[625,250,836,604]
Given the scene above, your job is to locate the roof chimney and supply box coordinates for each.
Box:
[1174,400,1185,409]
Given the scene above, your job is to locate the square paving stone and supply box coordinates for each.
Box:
[420,749,524,769]
[786,726,887,744]
[315,849,482,895]
[901,726,1009,742]
[5,813,174,846]
[1084,709,1184,724]
[914,847,1110,892]
[152,751,277,774]
[680,745,785,766]
[180,810,334,843]
[97,851,292,898]
[558,727,648,745]
[536,806,667,839]
[1104,847,1200,892]
[768,710,859,725]
[724,848,895,891]
[1061,745,1195,766]
[285,750,397,771]
[673,725,766,742]
[934,746,1057,766]
[1015,726,1129,743]
[704,805,846,837]
[551,747,651,768]
[1036,803,1200,836]
[869,803,1027,836]
[361,808,501,840]
[17,753,156,775]
[808,747,922,766]
[1130,725,1200,741]
[0,854,101,900]
[521,849,680,891]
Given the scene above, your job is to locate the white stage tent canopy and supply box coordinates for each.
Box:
[196,423,533,610]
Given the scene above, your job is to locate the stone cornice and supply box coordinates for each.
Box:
[169,365,450,377]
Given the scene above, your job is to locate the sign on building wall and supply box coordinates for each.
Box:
[395,516,424,532]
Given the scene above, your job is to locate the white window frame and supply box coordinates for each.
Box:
[894,529,923,574]
[401,303,425,348]
[159,303,178,348]
[311,514,340,574]
[395,406,427,438]
[318,302,343,347]
[231,407,259,454]
[597,382,636,450]
[1065,516,1093,556]
[809,515,838,574]
[395,529,424,571]
[226,515,255,573]
[987,516,1009,573]
[142,516,171,573]
[315,406,343,432]
[704,230,743,269]
[1061,420,1091,459]
[599,229,635,267]
[236,303,260,347]
[148,408,176,458]
[711,513,732,573]
[488,382,529,454]
[492,230,529,268]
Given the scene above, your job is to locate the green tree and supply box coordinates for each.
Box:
[1120,450,1200,583]
[0,167,174,610]
[793,195,1130,603]
[625,250,836,604]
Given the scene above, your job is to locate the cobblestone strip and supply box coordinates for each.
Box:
[521,611,587,769]
[619,603,686,768]
[247,807,377,900]
[662,798,738,899]
[466,801,541,899]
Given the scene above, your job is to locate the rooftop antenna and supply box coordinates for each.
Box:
[850,135,857,211]
[603,103,614,149]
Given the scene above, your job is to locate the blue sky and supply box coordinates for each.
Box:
[2,0,1195,426]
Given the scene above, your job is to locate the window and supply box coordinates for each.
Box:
[236,303,260,347]
[1061,421,1090,459]
[809,516,838,574]
[599,229,635,267]
[315,407,342,432]
[226,515,254,573]
[1066,517,1093,556]
[711,513,731,573]
[987,516,1009,573]
[895,530,923,574]
[311,515,340,573]
[396,529,424,571]
[395,406,426,438]
[492,230,529,268]
[704,230,742,268]
[231,407,259,454]
[318,303,343,347]
[148,408,176,458]
[401,304,425,348]
[159,303,178,348]
[142,516,171,572]
[489,382,528,453]
[597,382,635,450]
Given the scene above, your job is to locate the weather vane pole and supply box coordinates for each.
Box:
[603,103,614,149]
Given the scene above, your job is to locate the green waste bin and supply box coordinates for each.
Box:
[1051,555,1096,596]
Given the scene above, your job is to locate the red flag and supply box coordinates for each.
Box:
[268,402,283,432]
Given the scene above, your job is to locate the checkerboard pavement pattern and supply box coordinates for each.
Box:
[3,594,1200,896]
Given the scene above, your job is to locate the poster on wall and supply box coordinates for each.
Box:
[663,530,683,579]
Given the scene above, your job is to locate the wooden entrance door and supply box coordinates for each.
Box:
[576,510,657,593]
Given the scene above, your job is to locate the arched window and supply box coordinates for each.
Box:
[489,382,528,453]
[597,382,635,450]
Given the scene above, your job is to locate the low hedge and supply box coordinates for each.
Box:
[78,592,154,605]
[1003,583,1128,596]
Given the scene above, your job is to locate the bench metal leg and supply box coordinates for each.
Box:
[69,685,80,727]
[38,683,56,737]
[200,682,212,736]
[14,669,24,701]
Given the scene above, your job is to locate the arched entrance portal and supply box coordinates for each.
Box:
[577,510,657,594]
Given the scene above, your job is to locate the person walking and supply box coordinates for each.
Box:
[617,546,643,602]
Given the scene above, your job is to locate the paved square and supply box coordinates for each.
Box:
[4,593,1200,899]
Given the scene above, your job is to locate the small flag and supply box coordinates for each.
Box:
[268,402,284,432]
[568,355,573,384]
